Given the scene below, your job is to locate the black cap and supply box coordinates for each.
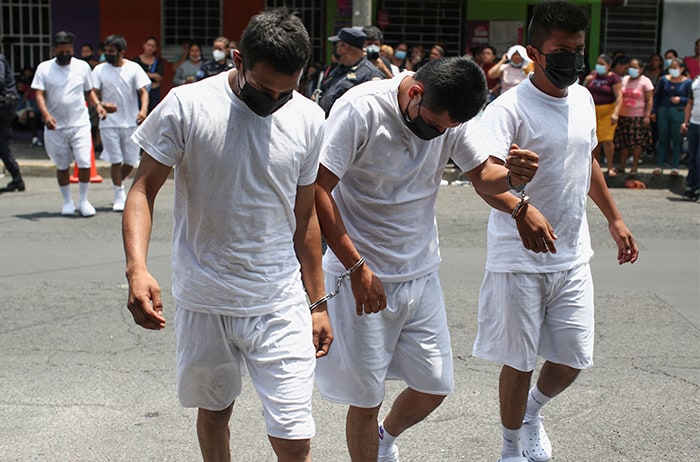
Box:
[328,27,367,50]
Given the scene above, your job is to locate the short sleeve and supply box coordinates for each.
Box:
[131,90,186,167]
[320,98,367,180]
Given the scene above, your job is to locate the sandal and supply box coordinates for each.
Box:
[607,168,617,177]
[652,168,662,176]
[628,170,637,177]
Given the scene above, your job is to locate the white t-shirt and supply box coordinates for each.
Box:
[132,71,325,316]
[92,59,150,128]
[31,58,92,129]
[691,77,700,125]
[321,72,488,282]
[474,76,598,273]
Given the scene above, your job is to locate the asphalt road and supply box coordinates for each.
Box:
[0,177,698,461]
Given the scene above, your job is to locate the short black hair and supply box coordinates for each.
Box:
[362,25,384,43]
[53,31,75,47]
[527,1,590,49]
[239,7,310,75]
[104,34,127,52]
[414,57,487,122]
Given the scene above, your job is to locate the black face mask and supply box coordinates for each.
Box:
[537,50,585,89]
[56,53,72,66]
[402,96,443,141]
[238,69,293,117]
[105,53,119,65]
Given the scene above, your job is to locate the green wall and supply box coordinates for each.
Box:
[466,0,602,68]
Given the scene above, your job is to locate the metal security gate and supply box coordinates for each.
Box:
[601,0,661,59]
[0,0,51,75]
[378,0,466,57]
[265,0,325,65]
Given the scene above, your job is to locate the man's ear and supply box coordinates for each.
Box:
[232,49,243,69]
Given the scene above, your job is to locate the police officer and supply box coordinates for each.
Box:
[195,36,234,81]
[318,27,384,117]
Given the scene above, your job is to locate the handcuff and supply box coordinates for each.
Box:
[308,257,365,312]
[507,171,529,219]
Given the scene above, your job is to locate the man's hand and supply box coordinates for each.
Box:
[504,143,539,186]
[349,264,387,315]
[608,218,638,265]
[102,102,118,113]
[136,109,148,125]
[43,113,57,130]
[515,204,558,254]
[126,270,166,330]
[311,307,333,358]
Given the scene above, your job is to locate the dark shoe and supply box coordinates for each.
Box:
[683,187,694,201]
[2,179,26,192]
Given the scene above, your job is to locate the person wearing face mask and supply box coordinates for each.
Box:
[195,36,234,81]
[584,53,622,176]
[471,3,638,462]
[91,34,150,212]
[487,44,534,95]
[173,42,203,86]
[614,58,654,177]
[30,31,107,214]
[391,42,408,72]
[314,57,539,462]
[663,49,678,72]
[651,57,692,176]
[317,27,385,117]
[123,9,330,461]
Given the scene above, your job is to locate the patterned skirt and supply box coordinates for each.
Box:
[614,115,651,150]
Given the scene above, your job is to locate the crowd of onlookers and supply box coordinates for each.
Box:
[5,31,700,199]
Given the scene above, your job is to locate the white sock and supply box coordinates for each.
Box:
[378,421,397,455]
[79,182,89,204]
[524,386,552,424]
[500,424,522,459]
[113,184,124,199]
[59,185,72,205]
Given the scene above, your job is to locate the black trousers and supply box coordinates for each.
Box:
[0,114,22,180]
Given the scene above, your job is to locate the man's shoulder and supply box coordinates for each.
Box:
[354,58,385,81]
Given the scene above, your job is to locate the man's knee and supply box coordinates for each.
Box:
[198,404,233,429]
[269,436,310,460]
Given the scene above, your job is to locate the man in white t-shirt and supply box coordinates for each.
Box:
[32,31,107,216]
[470,3,639,462]
[92,34,150,212]
[314,57,540,462]
[122,8,330,461]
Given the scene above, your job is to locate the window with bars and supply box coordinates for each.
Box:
[264,0,325,65]
[162,0,222,47]
[379,0,466,57]
[0,0,51,74]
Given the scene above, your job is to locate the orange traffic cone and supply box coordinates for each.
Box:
[70,141,103,183]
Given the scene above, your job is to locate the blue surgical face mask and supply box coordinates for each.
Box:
[595,64,607,74]
[669,68,681,78]
[395,50,407,60]
[664,58,673,68]
[627,68,640,78]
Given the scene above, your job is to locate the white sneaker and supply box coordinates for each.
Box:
[521,418,552,462]
[78,200,96,217]
[112,190,126,212]
[497,457,528,462]
[61,202,76,216]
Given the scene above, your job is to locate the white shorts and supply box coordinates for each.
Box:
[315,271,454,408]
[99,126,140,165]
[472,263,595,372]
[174,303,316,440]
[43,125,92,170]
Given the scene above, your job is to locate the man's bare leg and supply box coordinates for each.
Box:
[380,388,445,436]
[346,404,381,461]
[197,403,233,462]
[268,436,311,462]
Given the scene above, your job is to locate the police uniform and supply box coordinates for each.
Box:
[195,59,234,81]
[318,56,384,116]
[318,27,385,117]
